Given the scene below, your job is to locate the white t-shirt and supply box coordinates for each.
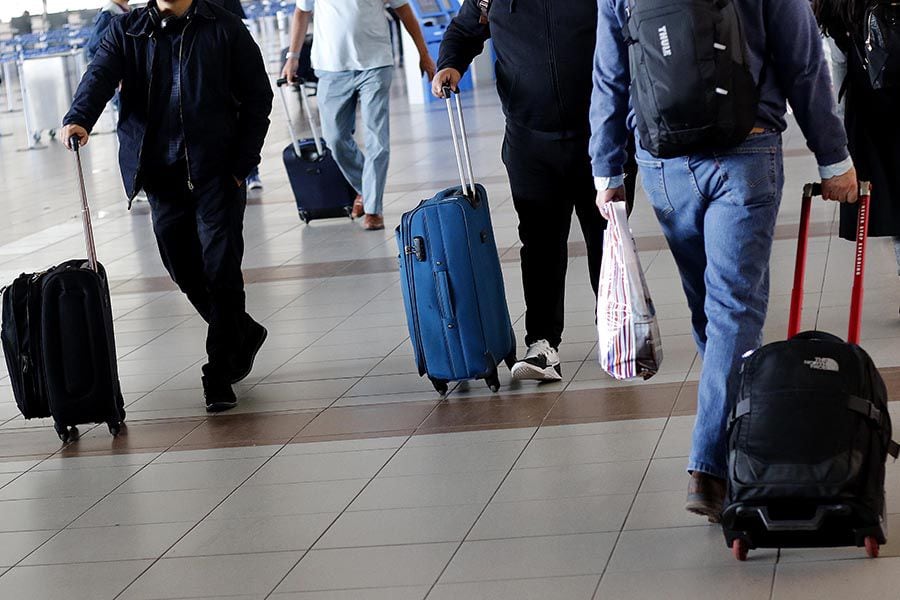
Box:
[297,0,408,72]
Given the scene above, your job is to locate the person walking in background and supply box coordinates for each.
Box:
[60,0,273,413]
[815,0,900,311]
[432,0,638,383]
[281,0,436,231]
[591,0,857,521]
[86,0,130,62]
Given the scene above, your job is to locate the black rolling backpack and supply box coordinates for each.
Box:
[0,138,125,442]
[722,183,899,561]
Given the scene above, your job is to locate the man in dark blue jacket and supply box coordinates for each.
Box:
[61,0,273,413]
[433,0,637,383]
[591,0,858,520]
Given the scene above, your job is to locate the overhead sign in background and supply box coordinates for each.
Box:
[1,1,109,23]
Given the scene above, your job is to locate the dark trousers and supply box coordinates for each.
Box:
[145,164,250,381]
[502,125,637,348]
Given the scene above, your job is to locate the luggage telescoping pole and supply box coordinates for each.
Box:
[788,182,871,344]
[442,86,476,202]
[276,77,324,158]
[70,137,98,273]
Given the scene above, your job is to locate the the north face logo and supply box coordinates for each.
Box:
[804,357,840,373]
[658,26,672,57]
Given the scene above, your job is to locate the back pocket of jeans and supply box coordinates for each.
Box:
[636,158,675,219]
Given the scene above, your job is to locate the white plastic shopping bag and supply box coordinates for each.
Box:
[597,202,663,380]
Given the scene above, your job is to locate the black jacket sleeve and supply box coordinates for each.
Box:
[63,19,125,130]
[230,22,273,180]
[437,0,490,74]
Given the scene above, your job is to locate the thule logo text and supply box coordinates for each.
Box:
[658,26,672,57]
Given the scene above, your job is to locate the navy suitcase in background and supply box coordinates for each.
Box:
[397,89,517,396]
[1,139,125,442]
[276,78,356,224]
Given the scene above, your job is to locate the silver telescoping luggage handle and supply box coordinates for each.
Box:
[70,137,99,274]
[442,86,478,206]
[276,77,324,159]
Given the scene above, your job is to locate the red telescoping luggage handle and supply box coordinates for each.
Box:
[788,181,871,344]
[70,137,99,274]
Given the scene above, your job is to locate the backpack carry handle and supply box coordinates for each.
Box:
[276,77,324,159]
[788,182,871,344]
[71,137,99,274]
[443,86,478,207]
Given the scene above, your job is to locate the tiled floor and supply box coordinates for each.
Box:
[0,59,899,598]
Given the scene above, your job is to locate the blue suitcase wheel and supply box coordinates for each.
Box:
[486,371,500,394]
[430,378,449,397]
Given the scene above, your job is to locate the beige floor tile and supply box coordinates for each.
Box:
[597,564,774,600]
[429,576,599,600]
[275,543,457,592]
[469,495,633,540]
[0,560,153,600]
[167,513,337,556]
[772,557,900,599]
[23,523,191,565]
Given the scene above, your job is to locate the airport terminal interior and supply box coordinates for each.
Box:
[0,1,899,599]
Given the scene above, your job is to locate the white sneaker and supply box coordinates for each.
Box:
[511,340,562,382]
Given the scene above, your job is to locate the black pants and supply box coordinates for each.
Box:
[502,125,637,349]
[145,164,250,381]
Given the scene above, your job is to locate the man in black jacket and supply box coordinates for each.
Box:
[433,0,637,382]
[61,0,273,412]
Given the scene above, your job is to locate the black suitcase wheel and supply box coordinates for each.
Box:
[486,371,501,394]
[504,351,517,371]
[108,422,122,437]
[430,378,449,397]
[54,423,79,443]
[865,536,880,558]
[344,206,354,220]
[731,538,749,562]
[54,423,69,443]
[299,211,311,224]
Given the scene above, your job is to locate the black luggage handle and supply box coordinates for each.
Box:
[442,86,479,208]
[736,504,851,532]
[70,136,99,274]
[276,77,324,159]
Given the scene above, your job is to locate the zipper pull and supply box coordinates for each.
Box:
[187,178,194,191]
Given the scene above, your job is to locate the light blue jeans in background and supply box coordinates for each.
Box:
[636,132,786,478]
[316,67,393,216]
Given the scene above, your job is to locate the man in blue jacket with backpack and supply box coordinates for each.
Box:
[591,0,858,521]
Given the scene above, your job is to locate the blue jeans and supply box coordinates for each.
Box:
[636,132,785,478]
[316,67,393,215]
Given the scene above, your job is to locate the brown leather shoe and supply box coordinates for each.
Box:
[685,472,726,523]
[351,195,365,219]
[362,214,385,231]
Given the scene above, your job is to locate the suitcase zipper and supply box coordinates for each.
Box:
[402,211,427,373]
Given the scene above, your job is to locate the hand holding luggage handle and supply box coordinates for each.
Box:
[70,136,99,274]
[275,77,324,159]
[788,181,871,344]
[442,86,478,206]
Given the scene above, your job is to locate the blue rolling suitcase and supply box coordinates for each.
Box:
[276,78,357,224]
[397,89,517,396]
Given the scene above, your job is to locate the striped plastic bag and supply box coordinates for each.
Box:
[597,202,663,380]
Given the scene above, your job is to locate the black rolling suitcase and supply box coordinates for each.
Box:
[722,182,899,561]
[0,139,125,442]
[275,77,357,224]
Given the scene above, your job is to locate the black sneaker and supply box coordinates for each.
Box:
[511,339,563,382]
[203,375,237,413]
[231,319,268,384]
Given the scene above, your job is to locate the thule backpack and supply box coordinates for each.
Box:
[860,2,900,90]
[624,0,759,158]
